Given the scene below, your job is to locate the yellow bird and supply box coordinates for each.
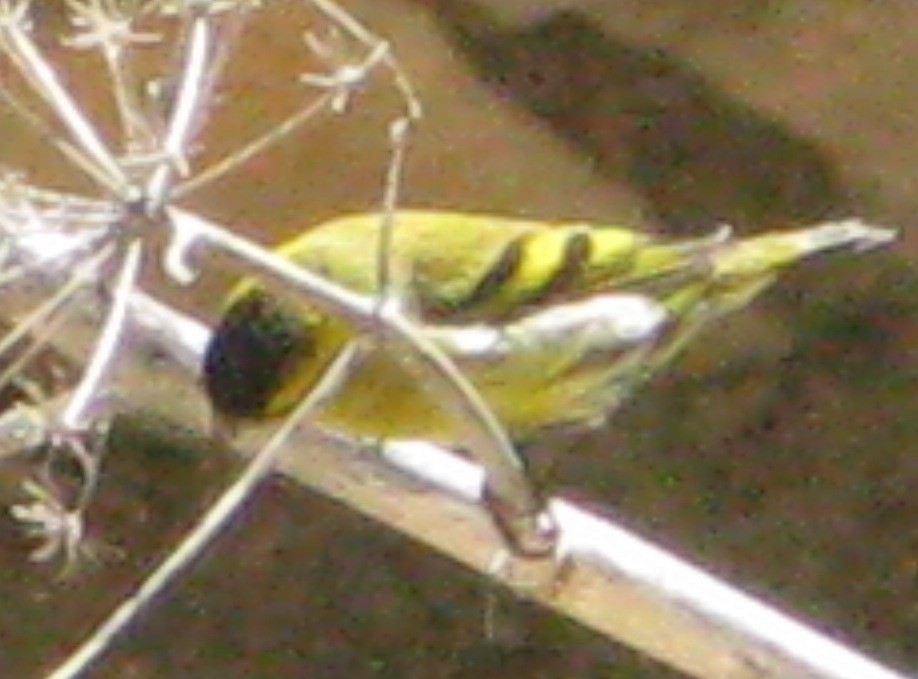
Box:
[202,211,894,445]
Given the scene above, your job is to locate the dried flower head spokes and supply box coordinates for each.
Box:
[0,0,430,569]
[0,10,563,678]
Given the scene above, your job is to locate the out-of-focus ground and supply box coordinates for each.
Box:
[1,1,916,677]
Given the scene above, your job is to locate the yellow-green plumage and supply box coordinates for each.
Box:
[202,211,892,443]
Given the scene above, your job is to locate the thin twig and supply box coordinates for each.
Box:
[372,112,414,305]
[173,0,416,199]
[0,82,119,191]
[61,239,142,430]
[64,0,164,150]
[0,242,115,362]
[304,0,423,304]
[0,8,128,194]
[0,302,72,397]
[173,92,335,198]
[144,7,215,210]
[44,341,362,679]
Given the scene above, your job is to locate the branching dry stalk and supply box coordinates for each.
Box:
[0,290,910,679]
[0,1,549,676]
[47,340,364,679]
[0,3,908,679]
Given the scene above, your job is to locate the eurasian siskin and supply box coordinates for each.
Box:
[202,211,894,446]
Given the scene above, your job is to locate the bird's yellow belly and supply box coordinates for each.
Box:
[314,347,621,444]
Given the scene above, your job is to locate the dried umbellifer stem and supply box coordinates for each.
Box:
[0,2,549,676]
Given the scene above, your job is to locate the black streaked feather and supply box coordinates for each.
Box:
[528,229,593,304]
[439,236,524,316]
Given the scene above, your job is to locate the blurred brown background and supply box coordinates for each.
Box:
[1,1,916,677]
